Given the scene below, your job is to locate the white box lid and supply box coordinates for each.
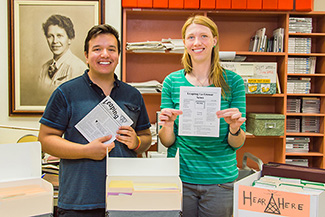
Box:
[0,142,42,182]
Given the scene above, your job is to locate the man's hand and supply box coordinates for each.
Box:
[85,135,115,160]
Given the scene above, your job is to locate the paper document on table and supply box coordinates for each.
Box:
[75,95,133,144]
[179,86,221,137]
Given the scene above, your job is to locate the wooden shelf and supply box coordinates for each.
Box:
[286,152,324,157]
[122,9,325,169]
[286,113,325,116]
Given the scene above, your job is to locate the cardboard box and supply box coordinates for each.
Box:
[262,0,278,10]
[247,113,285,136]
[247,0,262,10]
[232,0,247,9]
[0,142,53,217]
[234,171,325,217]
[106,150,182,215]
[221,62,278,94]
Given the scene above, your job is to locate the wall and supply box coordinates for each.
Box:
[314,0,325,11]
[0,0,121,144]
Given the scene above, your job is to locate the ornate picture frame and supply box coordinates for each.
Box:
[8,0,104,115]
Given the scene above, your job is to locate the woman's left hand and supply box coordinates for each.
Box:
[216,108,246,131]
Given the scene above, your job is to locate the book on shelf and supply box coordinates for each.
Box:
[255,27,266,52]
[248,35,259,52]
[272,27,284,52]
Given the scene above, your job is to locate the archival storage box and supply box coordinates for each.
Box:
[0,142,53,217]
[106,150,182,216]
[234,171,325,217]
[247,113,285,136]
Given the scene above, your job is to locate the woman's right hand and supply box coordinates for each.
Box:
[159,108,183,127]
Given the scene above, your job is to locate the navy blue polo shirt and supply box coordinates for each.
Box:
[40,70,151,210]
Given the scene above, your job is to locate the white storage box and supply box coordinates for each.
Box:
[221,62,278,94]
[0,142,53,217]
[234,171,325,217]
[106,150,182,216]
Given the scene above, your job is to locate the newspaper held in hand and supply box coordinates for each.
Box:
[75,95,133,144]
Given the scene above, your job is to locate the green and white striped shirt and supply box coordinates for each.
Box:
[161,69,246,184]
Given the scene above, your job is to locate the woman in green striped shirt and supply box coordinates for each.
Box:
[158,15,246,217]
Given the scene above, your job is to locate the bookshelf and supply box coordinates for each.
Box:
[121,9,325,169]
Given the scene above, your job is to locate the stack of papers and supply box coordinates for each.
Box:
[107,180,180,196]
[128,80,163,93]
[126,41,166,53]
[162,38,184,53]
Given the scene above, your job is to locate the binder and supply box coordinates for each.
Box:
[200,0,216,9]
[278,0,293,10]
[169,0,184,8]
[216,0,231,9]
[232,0,247,9]
[184,0,199,9]
[122,0,138,7]
[262,0,277,10]
[138,0,152,8]
[263,162,325,183]
[153,0,168,8]
[247,0,262,10]
[295,0,313,11]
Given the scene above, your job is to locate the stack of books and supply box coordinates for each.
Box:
[302,97,320,113]
[287,97,301,113]
[289,17,313,33]
[286,117,301,133]
[287,57,316,74]
[287,77,311,94]
[288,37,311,53]
[286,136,310,153]
[302,116,320,133]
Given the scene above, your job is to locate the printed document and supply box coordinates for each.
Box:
[75,96,133,144]
[179,86,221,137]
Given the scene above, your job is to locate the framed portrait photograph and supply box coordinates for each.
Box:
[8,0,104,115]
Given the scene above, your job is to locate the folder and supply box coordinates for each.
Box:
[200,0,215,9]
[122,0,138,7]
[169,0,184,8]
[153,0,168,8]
[184,0,199,9]
[247,0,262,10]
[278,0,293,10]
[295,0,313,11]
[232,0,247,9]
[138,0,152,8]
[262,0,277,10]
[216,0,231,9]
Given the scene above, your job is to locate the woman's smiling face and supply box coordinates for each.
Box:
[184,23,217,64]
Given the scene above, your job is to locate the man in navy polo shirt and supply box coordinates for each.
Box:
[38,24,152,217]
